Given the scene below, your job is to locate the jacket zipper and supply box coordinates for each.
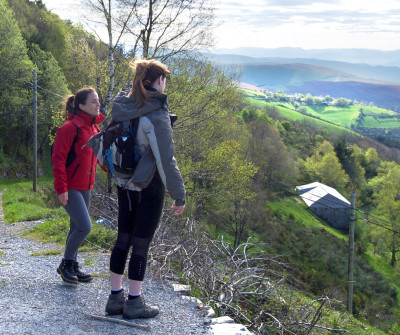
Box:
[88,119,96,190]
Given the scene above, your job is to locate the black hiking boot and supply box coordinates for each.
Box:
[57,259,78,284]
[73,262,92,282]
[123,296,159,319]
[105,289,125,315]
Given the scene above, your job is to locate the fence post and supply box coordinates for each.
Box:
[33,68,37,192]
[347,191,356,313]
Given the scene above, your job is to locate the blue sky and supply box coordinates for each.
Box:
[43,0,400,50]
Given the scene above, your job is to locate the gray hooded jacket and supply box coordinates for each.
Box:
[87,86,185,206]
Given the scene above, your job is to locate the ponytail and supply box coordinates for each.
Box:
[64,95,75,116]
[129,59,170,108]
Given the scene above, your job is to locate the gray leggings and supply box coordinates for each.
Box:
[63,189,91,261]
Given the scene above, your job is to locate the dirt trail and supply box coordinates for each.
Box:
[0,189,210,335]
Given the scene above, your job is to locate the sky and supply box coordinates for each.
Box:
[43,0,400,51]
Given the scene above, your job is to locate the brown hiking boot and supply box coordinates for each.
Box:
[73,262,92,282]
[57,259,78,284]
[123,296,159,319]
[105,290,125,315]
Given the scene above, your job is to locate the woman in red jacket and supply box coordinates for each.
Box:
[52,87,105,284]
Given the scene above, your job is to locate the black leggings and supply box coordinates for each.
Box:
[110,173,165,281]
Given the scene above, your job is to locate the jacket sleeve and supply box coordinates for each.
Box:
[52,122,76,195]
[145,110,186,205]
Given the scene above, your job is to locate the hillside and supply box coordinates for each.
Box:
[4,1,400,332]
[211,47,400,67]
[286,80,400,111]
[208,54,400,84]
[242,88,400,144]
[208,52,400,111]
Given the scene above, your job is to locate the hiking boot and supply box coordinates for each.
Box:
[123,296,159,319]
[105,289,125,315]
[73,262,92,282]
[57,259,78,284]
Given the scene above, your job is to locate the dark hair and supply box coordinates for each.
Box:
[129,59,170,108]
[64,87,96,116]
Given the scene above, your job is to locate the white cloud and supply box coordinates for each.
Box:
[43,0,400,50]
[213,0,400,50]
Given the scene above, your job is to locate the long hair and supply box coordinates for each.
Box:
[129,59,170,108]
[63,87,96,117]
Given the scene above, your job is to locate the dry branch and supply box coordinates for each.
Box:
[87,314,150,331]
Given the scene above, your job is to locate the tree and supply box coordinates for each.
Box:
[369,162,400,267]
[28,43,70,154]
[305,141,349,192]
[6,0,69,71]
[334,98,351,107]
[123,0,215,60]
[166,58,244,220]
[334,136,365,190]
[0,0,34,159]
[248,119,295,186]
[241,106,260,123]
[167,57,241,131]
[304,93,314,105]
[85,0,215,114]
[364,147,380,179]
[84,0,138,114]
[205,140,258,248]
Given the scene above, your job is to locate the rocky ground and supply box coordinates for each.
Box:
[0,190,212,335]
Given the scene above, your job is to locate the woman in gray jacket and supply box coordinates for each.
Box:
[105,59,185,319]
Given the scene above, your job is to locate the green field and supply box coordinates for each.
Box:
[305,105,360,127]
[360,115,400,128]
[244,95,358,136]
[242,89,400,131]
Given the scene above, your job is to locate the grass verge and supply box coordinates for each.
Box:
[1,173,116,252]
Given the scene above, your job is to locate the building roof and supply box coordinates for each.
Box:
[295,182,350,208]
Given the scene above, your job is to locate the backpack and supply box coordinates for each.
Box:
[87,118,141,192]
[51,127,80,167]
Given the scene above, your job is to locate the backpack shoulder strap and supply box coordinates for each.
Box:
[131,117,139,133]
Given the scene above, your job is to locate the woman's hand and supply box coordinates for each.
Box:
[58,192,68,206]
[170,202,185,216]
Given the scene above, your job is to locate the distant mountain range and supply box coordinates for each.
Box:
[206,48,400,111]
[210,47,400,67]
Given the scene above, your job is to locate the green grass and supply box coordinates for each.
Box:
[241,88,400,133]
[306,105,360,127]
[287,290,387,335]
[266,196,348,241]
[361,115,400,128]
[23,214,70,243]
[265,196,400,332]
[363,252,400,312]
[244,96,358,136]
[23,213,116,251]
[30,249,62,256]
[2,175,63,223]
[0,170,116,251]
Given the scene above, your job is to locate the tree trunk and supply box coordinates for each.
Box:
[102,6,115,116]
[390,244,396,267]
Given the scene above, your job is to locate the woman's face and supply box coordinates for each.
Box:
[159,76,166,93]
[79,91,100,116]
[153,75,166,93]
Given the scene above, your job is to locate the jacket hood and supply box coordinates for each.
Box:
[111,86,168,122]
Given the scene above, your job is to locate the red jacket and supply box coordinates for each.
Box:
[52,110,105,195]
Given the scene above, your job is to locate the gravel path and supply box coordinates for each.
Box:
[0,191,212,335]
